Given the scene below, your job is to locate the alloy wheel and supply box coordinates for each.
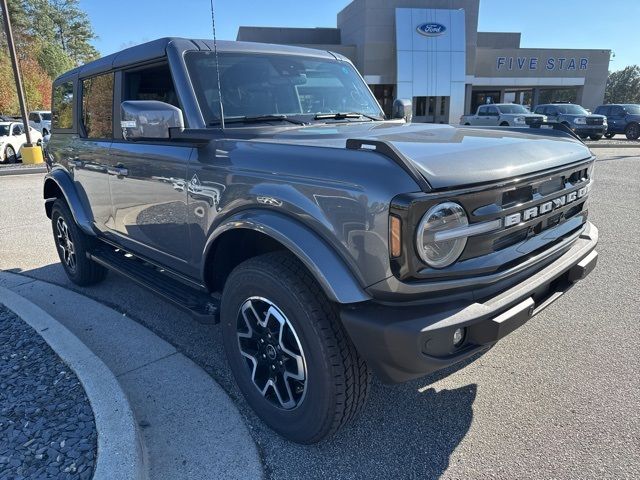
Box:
[236,297,307,410]
[56,217,76,272]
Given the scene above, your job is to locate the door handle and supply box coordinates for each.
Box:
[107,165,128,177]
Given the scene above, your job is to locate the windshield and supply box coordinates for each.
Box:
[41,112,51,121]
[556,104,588,115]
[0,125,9,136]
[624,105,640,114]
[497,104,530,114]
[185,52,384,125]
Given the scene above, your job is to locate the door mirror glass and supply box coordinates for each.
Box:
[392,98,412,123]
[121,100,184,140]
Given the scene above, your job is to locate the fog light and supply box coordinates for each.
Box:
[453,328,465,347]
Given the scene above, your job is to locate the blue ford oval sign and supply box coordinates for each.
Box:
[416,22,446,37]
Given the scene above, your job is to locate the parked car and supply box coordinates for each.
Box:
[29,110,52,136]
[533,103,607,140]
[460,103,545,127]
[0,121,42,163]
[593,104,640,140]
[44,38,599,443]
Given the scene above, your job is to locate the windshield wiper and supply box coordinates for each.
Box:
[313,112,382,121]
[208,115,306,126]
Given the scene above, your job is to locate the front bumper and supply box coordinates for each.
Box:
[573,125,607,136]
[340,223,598,383]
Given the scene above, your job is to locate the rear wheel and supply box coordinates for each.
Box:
[2,145,16,164]
[51,199,108,286]
[499,121,509,126]
[625,123,640,140]
[221,251,371,444]
[589,134,603,141]
[604,132,615,139]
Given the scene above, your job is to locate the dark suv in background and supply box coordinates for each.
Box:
[534,103,607,140]
[593,104,640,140]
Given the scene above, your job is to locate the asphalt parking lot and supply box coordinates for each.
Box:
[0,148,638,479]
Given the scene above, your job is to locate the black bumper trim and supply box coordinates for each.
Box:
[340,223,598,384]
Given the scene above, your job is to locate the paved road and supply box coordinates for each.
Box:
[1,149,638,479]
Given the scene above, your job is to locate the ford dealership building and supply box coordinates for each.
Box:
[237,0,611,124]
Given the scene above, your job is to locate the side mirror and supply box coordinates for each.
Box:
[392,98,412,123]
[121,100,184,140]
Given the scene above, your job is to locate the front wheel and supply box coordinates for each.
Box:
[604,132,615,139]
[2,145,16,164]
[221,252,371,444]
[51,199,108,286]
[589,134,603,141]
[625,123,640,140]
[499,121,509,126]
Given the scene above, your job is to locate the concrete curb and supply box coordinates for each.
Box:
[0,165,47,176]
[0,284,147,480]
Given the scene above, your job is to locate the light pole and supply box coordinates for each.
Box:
[1,0,33,146]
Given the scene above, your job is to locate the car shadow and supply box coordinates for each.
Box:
[10,262,479,479]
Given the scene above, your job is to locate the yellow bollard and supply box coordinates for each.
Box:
[21,145,44,164]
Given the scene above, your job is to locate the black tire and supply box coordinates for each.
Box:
[499,121,509,126]
[221,251,371,444]
[51,199,108,286]
[578,134,588,139]
[464,122,470,126]
[604,133,615,139]
[625,123,640,140]
[589,134,603,141]
[3,145,16,164]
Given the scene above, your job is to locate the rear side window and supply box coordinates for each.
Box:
[52,82,74,129]
[82,73,114,139]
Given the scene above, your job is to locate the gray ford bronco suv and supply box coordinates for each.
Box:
[44,38,598,443]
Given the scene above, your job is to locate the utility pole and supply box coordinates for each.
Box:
[1,0,33,145]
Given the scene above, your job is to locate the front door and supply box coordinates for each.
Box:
[104,62,193,273]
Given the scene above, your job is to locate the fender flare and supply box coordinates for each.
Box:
[43,169,95,236]
[204,210,371,305]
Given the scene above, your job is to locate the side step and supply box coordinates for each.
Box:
[89,244,219,324]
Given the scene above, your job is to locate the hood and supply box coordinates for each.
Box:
[264,122,592,190]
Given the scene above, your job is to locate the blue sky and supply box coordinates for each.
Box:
[80,0,638,71]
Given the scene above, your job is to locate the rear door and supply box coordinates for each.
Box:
[486,106,500,125]
[476,106,490,125]
[105,62,193,274]
[74,72,115,231]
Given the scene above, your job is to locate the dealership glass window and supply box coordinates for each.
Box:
[538,88,578,105]
[370,84,395,117]
[52,81,74,129]
[81,73,114,139]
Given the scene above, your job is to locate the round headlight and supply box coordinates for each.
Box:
[416,202,468,269]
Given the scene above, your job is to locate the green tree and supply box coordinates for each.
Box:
[28,0,98,66]
[605,65,640,104]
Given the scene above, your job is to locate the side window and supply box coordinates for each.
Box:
[611,106,625,116]
[534,106,543,114]
[545,106,557,116]
[123,64,179,108]
[12,124,23,135]
[487,106,498,116]
[594,106,608,115]
[52,82,74,129]
[478,106,487,115]
[29,113,39,122]
[82,73,114,139]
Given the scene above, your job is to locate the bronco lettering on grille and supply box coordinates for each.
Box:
[504,185,589,228]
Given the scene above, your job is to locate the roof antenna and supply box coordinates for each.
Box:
[210,0,225,130]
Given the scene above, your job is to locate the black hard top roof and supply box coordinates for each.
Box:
[54,37,343,84]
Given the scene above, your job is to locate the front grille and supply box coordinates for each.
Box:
[525,116,543,125]
[390,158,595,282]
[586,117,603,125]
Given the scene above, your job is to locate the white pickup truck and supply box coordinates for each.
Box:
[460,103,546,127]
[28,110,52,136]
